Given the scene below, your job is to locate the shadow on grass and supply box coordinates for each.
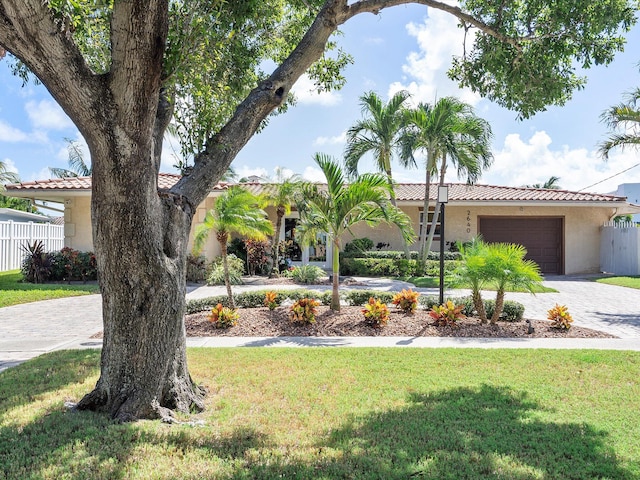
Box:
[229,385,632,480]
[0,350,101,413]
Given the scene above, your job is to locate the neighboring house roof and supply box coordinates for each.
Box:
[5,174,639,211]
[0,208,52,222]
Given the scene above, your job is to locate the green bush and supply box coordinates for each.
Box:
[22,244,98,283]
[341,250,462,261]
[186,254,208,282]
[344,237,374,253]
[418,295,524,321]
[186,288,333,313]
[344,289,395,306]
[340,257,459,277]
[291,265,325,284]
[207,254,245,285]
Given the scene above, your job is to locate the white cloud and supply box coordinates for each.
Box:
[25,99,74,130]
[481,131,640,193]
[27,167,54,182]
[388,9,480,107]
[313,131,347,146]
[2,157,19,174]
[0,120,29,142]
[291,74,342,107]
[236,165,268,180]
[302,166,326,182]
[364,37,384,45]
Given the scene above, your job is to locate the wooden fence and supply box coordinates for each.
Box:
[0,220,64,272]
[600,221,640,275]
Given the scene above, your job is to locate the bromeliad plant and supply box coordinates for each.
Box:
[290,298,320,324]
[392,288,420,314]
[361,297,390,327]
[264,291,279,311]
[548,304,573,329]
[208,303,239,329]
[429,300,466,327]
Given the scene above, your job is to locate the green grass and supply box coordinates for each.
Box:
[0,270,99,307]
[595,275,640,290]
[1,348,638,479]
[400,276,557,293]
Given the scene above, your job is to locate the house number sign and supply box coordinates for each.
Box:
[466,210,471,233]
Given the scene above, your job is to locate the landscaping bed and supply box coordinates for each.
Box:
[185,306,615,338]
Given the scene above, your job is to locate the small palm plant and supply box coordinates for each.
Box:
[483,242,543,324]
[193,186,273,308]
[449,237,491,323]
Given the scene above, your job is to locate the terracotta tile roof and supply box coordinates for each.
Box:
[5,173,184,191]
[5,175,628,204]
[394,183,627,203]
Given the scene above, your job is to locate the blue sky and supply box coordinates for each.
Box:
[1,5,639,194]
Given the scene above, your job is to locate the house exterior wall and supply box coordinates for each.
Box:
[63,196,93,251]
[27,191,617,275]
[441,205,612,275]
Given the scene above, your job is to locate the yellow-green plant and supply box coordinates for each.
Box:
[264,291,278,311]
[392,288,420,314]
[428,300,466,327]
[290,298,320,324]
[361,297,390,327]
[548,304,573,329]
[208,303,239,328]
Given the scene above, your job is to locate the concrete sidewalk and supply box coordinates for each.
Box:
[1,276,639,372]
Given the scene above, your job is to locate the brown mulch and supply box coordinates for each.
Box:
[185,305,616,339]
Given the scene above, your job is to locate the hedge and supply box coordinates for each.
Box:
[340,250,462,261]
[340,257,460,277]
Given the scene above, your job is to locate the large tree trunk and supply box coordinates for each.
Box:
[75,125,204,422]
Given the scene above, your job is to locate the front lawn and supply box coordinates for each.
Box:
[0,270,100,308]
[1,348,638,479]
[595,275,640,290]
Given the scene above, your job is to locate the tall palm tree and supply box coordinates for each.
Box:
[0,160,19,191]
[599,86,640,159]
[401,97,493,263]
[296,153,415,311]
[260,167,304,274]
[193,186,273,308]
[345,90,412,257]
[49,139,92,178]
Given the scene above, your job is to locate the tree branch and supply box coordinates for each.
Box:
[0,0,104,133]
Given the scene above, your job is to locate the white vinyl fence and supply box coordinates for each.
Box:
[600,221,640,275]
[0,220,64,272]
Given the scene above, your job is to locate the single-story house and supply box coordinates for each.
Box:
[5,174,640,275]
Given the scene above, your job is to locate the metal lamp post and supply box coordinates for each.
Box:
[438,185,449,305]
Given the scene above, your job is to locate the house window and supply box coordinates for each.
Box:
[418,207,441,238]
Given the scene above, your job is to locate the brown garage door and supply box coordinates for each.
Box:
[479,217,563,274]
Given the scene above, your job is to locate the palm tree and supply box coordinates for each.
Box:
[345,90,412,257]
[0,160,19,191]
[450,237,490,323]
[49,139,92,178]
[483,242,543,324]
[401,97,493,263]
[260,167,304,274]
[527,176,561,189]
[296,153,415,311]
[193,186,273,308]
[599,86,640,159]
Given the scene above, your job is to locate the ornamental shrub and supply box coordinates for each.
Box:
[344,290,395,306]
[548,304,573,329]
[208,303,239,328]
[207,254,245,285]
[291,264,325,284]
[344,237,374,253]
[362,297,390,327]
[392,288,420,314]
[290,298,320,324]
[428,300,466,326]
[264,291,279,310]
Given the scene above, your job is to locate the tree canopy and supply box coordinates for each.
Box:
[0,0,638,422]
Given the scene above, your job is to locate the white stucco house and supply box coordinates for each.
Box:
[5,174,640,275]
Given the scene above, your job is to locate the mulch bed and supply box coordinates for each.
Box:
[185,305,616,338]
